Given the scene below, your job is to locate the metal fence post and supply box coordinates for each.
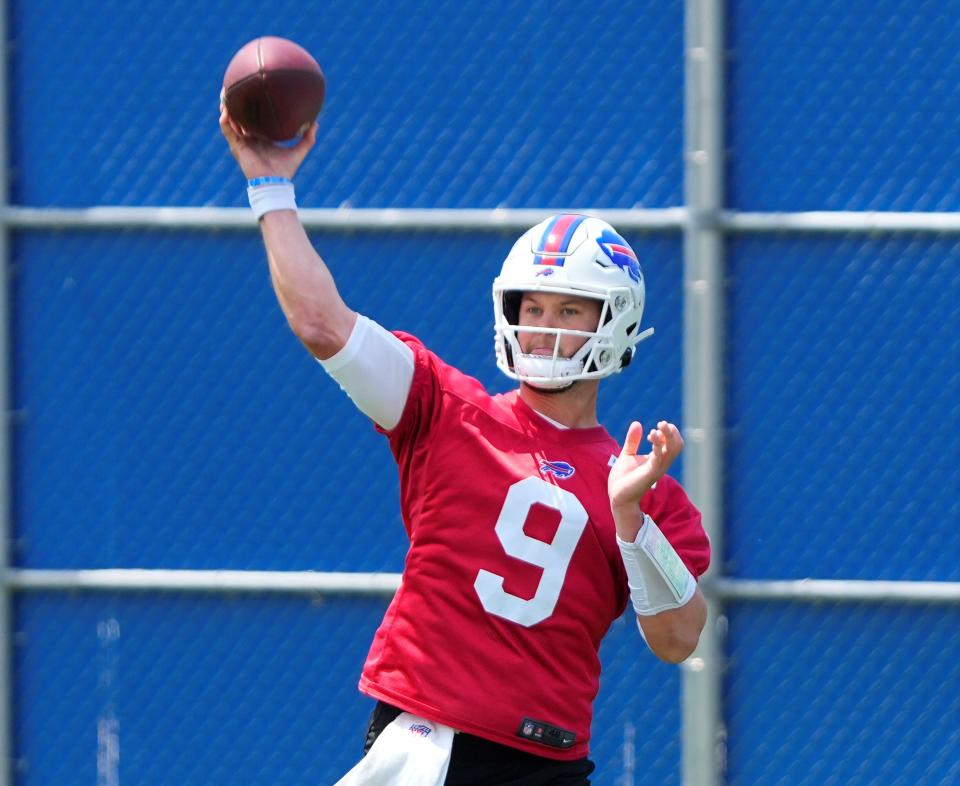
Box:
[0,4,13,784]
[682,0,726,784]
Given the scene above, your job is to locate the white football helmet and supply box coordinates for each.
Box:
[493,214,653,389]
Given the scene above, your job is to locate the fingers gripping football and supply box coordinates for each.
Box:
[219,105,317,182]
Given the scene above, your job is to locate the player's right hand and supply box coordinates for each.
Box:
[219,104,317,182]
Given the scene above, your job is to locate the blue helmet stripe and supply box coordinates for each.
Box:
[534,214,587,266]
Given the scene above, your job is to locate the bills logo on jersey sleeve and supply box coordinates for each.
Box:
[596,229,641,283]
[539,459,576,479]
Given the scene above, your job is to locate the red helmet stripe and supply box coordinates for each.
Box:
[534,214,586,266]
[607,243,637,261]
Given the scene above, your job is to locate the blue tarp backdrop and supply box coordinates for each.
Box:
[7,0,959,784]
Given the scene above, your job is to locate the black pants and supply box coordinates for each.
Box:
[364,701,595,786]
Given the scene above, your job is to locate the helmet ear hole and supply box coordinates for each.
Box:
[503,291,523,326]
[503,340,515,369]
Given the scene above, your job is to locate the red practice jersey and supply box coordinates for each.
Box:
[359,334,710,760]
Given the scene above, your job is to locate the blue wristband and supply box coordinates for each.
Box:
[247,176,292,188]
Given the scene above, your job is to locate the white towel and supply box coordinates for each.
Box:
[333,712,454,786]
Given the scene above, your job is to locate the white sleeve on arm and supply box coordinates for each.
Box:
[617,514,697,616]
[318,315,414,430]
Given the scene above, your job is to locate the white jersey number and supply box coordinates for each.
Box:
[473,476,588,627]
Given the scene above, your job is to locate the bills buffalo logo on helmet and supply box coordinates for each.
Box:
[539,459,576,479]
[596,229,641,283]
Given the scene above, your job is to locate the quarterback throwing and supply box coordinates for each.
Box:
[221,111,711,786]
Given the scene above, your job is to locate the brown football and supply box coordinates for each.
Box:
[222,37,325,142]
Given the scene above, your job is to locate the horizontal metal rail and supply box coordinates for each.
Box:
[4,569,959,604]
[5,206,960,234]
[0,206,687,232]
[709,578,960,604]
[3,568,401,595]
[723,209,960,234]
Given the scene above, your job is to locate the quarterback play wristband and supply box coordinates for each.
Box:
[247,177,297,219]
[617,515,696,616]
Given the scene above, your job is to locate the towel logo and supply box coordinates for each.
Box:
[407,722,433,738]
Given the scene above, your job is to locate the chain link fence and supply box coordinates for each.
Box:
[1,0,957,784]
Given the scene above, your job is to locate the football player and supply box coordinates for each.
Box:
[221,111,710,786]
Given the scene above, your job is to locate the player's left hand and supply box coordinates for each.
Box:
[608,420,684,512]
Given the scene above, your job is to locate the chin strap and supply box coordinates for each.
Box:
[513,354,583,389]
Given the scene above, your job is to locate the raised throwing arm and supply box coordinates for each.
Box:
[220,110,356,359]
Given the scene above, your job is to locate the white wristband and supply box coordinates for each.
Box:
[617,514,696,616]
[247,177,297,219]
